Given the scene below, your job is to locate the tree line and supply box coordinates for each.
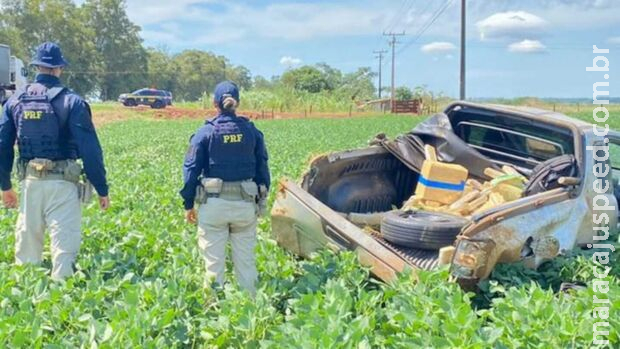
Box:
[0,0,376,103]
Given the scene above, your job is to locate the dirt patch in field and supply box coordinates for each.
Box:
[92,104,421,127]
[139,106,411,120]
[91,105,207,126]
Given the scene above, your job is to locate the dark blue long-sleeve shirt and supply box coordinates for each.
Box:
[0,74,109,196]
[179,113,270,210]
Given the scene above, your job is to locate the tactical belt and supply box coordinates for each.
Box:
[197,179,258,203]
[18,159,80,182]
[216,181,253,201]
[17,158,93,204]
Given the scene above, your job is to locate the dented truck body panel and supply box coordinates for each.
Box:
[271,102,619,284]
[272,179,411,282]
[453,127,619,281]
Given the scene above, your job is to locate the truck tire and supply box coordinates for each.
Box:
[524,155,577,196]
[380,210,468,250]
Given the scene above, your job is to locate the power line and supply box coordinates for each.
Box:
[402,0,419,17]
[402,0,435,45]
[373,50,388,98]
[398,0,454,54]
[395,0,419,32]
[383,0,413,34]
[383,31,406,108]
[375,0,409,52]
[392,43,600,50]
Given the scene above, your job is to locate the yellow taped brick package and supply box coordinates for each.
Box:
[404,166,528,219]
[414,160,469,205]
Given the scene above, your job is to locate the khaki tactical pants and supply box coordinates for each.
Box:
[15,179,81,279]
[197,197,258,295]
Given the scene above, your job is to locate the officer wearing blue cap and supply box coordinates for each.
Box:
[180,81,270,295]
[0,42,110,279]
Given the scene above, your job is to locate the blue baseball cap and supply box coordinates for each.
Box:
[214,81,239,109]
[30,42,69,68]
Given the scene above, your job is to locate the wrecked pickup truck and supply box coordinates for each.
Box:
[271,102,619,286]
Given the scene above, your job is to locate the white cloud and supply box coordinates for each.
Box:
[280,56,302,67]
[476,11,547,40]
[508,39,547,53]
[124,1,396,45]
[608,37,620,45]
[126,0,212,25]
[421,42,457,54]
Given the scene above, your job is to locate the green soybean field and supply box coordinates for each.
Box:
[0,114,618,348]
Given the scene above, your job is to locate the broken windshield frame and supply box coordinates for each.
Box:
[456,121,566,164]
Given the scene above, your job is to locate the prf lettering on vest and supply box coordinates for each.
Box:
[223,134,243,143]
[23,111,43,120]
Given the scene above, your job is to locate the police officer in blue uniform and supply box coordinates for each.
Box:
[180,81,270,295]
[0,42,109,279]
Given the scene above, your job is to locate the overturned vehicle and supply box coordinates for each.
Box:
[271,102,619,286]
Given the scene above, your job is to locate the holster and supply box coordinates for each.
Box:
[239,181,258,203]
[15,160,27,181]
[62,161,82,183]
[202,178,224,196]
[77,180,94,204]
[257,184,269,217]
[195,178,224,204]
[195,185,207,204]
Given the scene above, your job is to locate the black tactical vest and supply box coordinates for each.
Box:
[207,116,257,181]
[13,83,77,161]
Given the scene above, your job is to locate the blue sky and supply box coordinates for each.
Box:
[119,0,618,98]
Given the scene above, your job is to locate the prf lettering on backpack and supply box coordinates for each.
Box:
[223,134,243,143]
[23,110,43,120]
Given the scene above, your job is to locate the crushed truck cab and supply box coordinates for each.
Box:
[271,102,619,286]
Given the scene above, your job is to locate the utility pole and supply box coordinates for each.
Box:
[373,50,387,99]
[383,31,405,110]
[459,0,466,100]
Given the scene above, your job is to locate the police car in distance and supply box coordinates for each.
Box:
[118,88,172,109]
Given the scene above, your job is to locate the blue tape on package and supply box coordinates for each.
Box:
[418,175,466,192]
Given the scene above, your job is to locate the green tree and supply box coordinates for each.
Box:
[315,62,342,90]
[173,50,227,101]
[252,75,273,90]
[339,67,376,100]
[83,0,147,100]
[226,65,252,90]
[395,86,413,101]
[281,65,330,93]
[146,47,177,92]
[0,0,100,95]
[0,11,28,61]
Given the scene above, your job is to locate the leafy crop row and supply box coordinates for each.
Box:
[0,115,617,348]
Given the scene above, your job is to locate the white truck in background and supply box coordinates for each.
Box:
[1,44,28,105]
